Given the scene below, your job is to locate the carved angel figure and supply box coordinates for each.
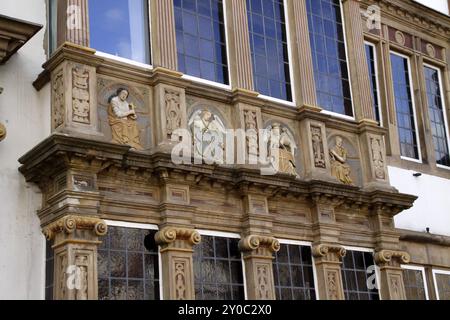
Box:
[329,136,353,185]
[108,88,143,150]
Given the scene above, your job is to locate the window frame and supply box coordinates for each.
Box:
[390,50,423,164]
[196,229,247,300]
[90,0,153,69]
[102,220,162,300]
[432,268,450,300]
[175,0,232,90]
[342,246,381,300]
[401,264,429,300]
[423,63,450,170]
[364,40,383,127]
[307,0,356,120]
[276,239,319,300]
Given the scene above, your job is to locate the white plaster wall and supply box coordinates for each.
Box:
[0,0,49,299]
[389,166,450,237]
[414,0,449,15]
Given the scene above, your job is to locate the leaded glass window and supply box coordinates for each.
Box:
[273,244,316,300]
[307,0,353,116]
[174,0,229,84]
[365,43,381,124]
[247,0,292,101]
[89,0,150,64]
[403,268,427,300]
[435,272,450,300]
[390,53,420,160]
[424,66,450,167]
[193,235,245,300]
[98,226,160,300]
[45,241,54,300]
[342,250,379,300]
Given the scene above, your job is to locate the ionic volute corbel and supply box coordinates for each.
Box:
[312,244,347,262]
[155,227,201,250]
[374,250,411,267]
[239,235,280,258]
[42,215,108,241]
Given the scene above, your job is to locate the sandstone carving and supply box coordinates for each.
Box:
[329,136,353,185]
[165,90,182,140]
[268,123,298,177]
[174,261,187,300]
[72,67,90,124]
[52,71,65,128]
[108,88,143,150]
[371,137,386,180]
[244,110,259,160]
[311,126,325,168]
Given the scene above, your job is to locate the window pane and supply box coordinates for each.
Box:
[247,0,292,101]
[403,269,427,300]
[194,236,245,300]
[48,0,57,54]
[98,226,160,300]
[342,250,379,300]
[390,53,419,160]
[89,0,150,64]
[307,0,353,116]
[365,43,381,124]
[175,0,229,84]
[435,273,450,300]
[424,66,450,167]
[45,241,54,300]
[273,244,316,300]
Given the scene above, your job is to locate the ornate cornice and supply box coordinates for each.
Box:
[0,14,42,65]
[155,227,201,247]
[374,249,411,266]
[239,235,281,253]
[42,215,107,241]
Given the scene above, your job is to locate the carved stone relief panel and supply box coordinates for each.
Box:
[370,135,386,180]
[255,263,271,300]
[165,89,182,140]
[72,67,91,124]
[311,125,326,168]
[327,132,362,186]
[97,76,152,150]
[52,69,65,129]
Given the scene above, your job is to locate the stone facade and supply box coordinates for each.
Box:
[7,0,450,300]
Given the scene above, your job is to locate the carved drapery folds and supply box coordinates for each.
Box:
[239,235,280,300]
[43,215,107,300]
[329,136,353,185]
[312,244,346,300]
[244,110,259,161]
[311,126,326,168]
[155,227,200,300]
[375,249,410,300]
[370,136,386,180]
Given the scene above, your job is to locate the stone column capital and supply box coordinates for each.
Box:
[239,235,280,257]
[375,250,411,267]
[155,227,201,251]
[42,215,107,241]
[312,244,347,262]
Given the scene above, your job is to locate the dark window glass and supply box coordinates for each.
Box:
[435,273,450,300]
[89,0,150,64]
[98,226,160,300]
[307,0,353,116]
[342,250,379,300]
[48,0,57,54]
[365,43,381,124]
[175,0,229,84]
[273,244,316,300]
[390,53,419,160]
[403,269,427,300]
[424,66,450,167]
[247,0,292,101]
[194,236,245,300]
[45,241,54,300]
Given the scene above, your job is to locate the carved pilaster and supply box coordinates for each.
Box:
[239,235,280,300]
[155,227,201,300]
[312,244,347,300]
[56,0,90,47]
[342,0,376,121]
[43,215,107,300]
[286,0,317,107]
[150,0,178,70]
[225,0,254,90]
[375,250,410,300]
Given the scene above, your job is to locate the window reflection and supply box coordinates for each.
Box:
[89,0,150,64]
[175,0,229,84]
[390,53,419,160]
[403,269,427,300]
[365,43,381,124]
[307,0,353,116]
[424,66,450,167]
[247,0,292,101]
[342,250,379,300]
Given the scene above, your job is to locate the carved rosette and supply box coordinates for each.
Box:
[239,235,280,258]
[155,227,201,250]
[42,215,108,241]
[374,250,411,267]
[312,244,347,262]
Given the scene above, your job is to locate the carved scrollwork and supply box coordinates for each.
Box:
[42,215,108,241]
[312,244,346,259]
[374,250,411,265]
[155,227,201,247]
[239,235,280,254]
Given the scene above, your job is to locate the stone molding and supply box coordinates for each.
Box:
[239,235,281,255]
[42,215,108,241]
[312,244,347,261]
[155,227,201,250]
